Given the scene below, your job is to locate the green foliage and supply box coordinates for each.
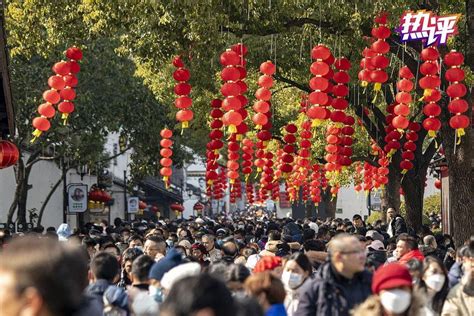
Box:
[366,211,383,225]
[423,194,441,215]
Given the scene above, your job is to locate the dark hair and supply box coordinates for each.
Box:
[102,242,120,256]
[131,255,154,282]
[352,214,362,221]
[82,236,97,248]
[129,234,143,243]
[160,274,236,316]
[397,233,418,250]
[303,228,315,241]
[268,230,281,241]
[303,239,326,252]
[0,237,88,316]
[286,252,312,275]
[420,256,449,313]
[122,247,143,264]
[90,252,120,282]
[226,264,251,283]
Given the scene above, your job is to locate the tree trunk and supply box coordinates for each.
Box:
[400,166,427,232]
[37,176,63,227]
[318,186,337,220]
[7,157,22,224]
[382,168,401,212]
[440,89,473,246]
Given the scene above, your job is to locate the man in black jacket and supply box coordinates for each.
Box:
[294,234,372,316]
[386,207,407,238]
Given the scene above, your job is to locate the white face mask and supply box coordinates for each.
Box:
[282,270,304,289]
[425,274,445,292]
[380,289,412,314]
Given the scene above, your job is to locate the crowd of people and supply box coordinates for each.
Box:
[0,206,472,316]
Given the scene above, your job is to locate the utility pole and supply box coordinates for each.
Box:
[123,169,128,221]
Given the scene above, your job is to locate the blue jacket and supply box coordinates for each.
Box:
[85,279,112,310]
[266,303,287,316]
[448,261,463,288]
[293,262,372,316]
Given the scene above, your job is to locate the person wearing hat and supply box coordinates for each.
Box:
[190,242,210,267]
[148,247,184,303]
[366,240,387,272]
[353,263,424,316]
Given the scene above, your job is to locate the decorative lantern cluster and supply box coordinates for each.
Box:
[230,178,242,204]
[353,163,363,193]
[358,47,376,86]
[227,137,240,185]
[173,56,194,130]
[206,99,224,193]
[280,123,298,177]
[384,104,402,157]
[331,57,351,124]
[253,61,275,130]
[369,13,391,91]
[88,187,112,209]
[392,66,415,130]
[32,46,82,141]
[420,46,442,138]
[309,164,322,205]
[220,49,244,134]
[444,50,470,143]
[241,138,254,182]
[324,124,342,173]
[400,122,420,174]
[340,115,355,167]
[246,182,255,204]
[0,140,19,169]
[307,45,333,127]
[231,43,249,141]
[210,166,227,201]
[159,128,173,188]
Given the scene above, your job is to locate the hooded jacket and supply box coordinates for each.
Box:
[398,249,425,265]
[351,291,425,316]
[293,261,372,316]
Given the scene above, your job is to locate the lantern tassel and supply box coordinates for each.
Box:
[373,82,382,91]
[401,169,408,175]
[30,129,42,143]
[228,124,237,134]
[311,119,322,128]
[361,81,368,87]
[236,134,243,141]
[456,128,465,145]
[61,113,69,125]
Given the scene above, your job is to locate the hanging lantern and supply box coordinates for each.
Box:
[172,56,193,130]
[0,140,19,169]
[444,50,470,143]
[159,128,173,188]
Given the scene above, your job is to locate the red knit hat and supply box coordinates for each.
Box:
[253,256,282,273]
[372,263,412,294]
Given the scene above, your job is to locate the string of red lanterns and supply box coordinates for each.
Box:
[159,128,173,188]
[173,56,194,130]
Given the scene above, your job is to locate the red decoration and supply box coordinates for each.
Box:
[444,50,470,144]
[159,128,173,188]
[0,140,19,169]
[173,56,193,130]
[419,46,441,138]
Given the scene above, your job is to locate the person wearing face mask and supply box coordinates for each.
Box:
[442,237,474,316]
[353,263,424,316]
[418,256,449,315]
[282,253,312,316]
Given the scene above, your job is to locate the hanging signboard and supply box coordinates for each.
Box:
[128,197,139,214]
[67,184,88,213]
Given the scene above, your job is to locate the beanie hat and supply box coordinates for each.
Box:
[366,230,384,242]
[253,256,282,273]
[148,247,183,281]
[160,262,201,290]
[191,242,208,255]
[372,263,412,294]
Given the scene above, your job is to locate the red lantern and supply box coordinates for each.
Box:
[0,140,19,169]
